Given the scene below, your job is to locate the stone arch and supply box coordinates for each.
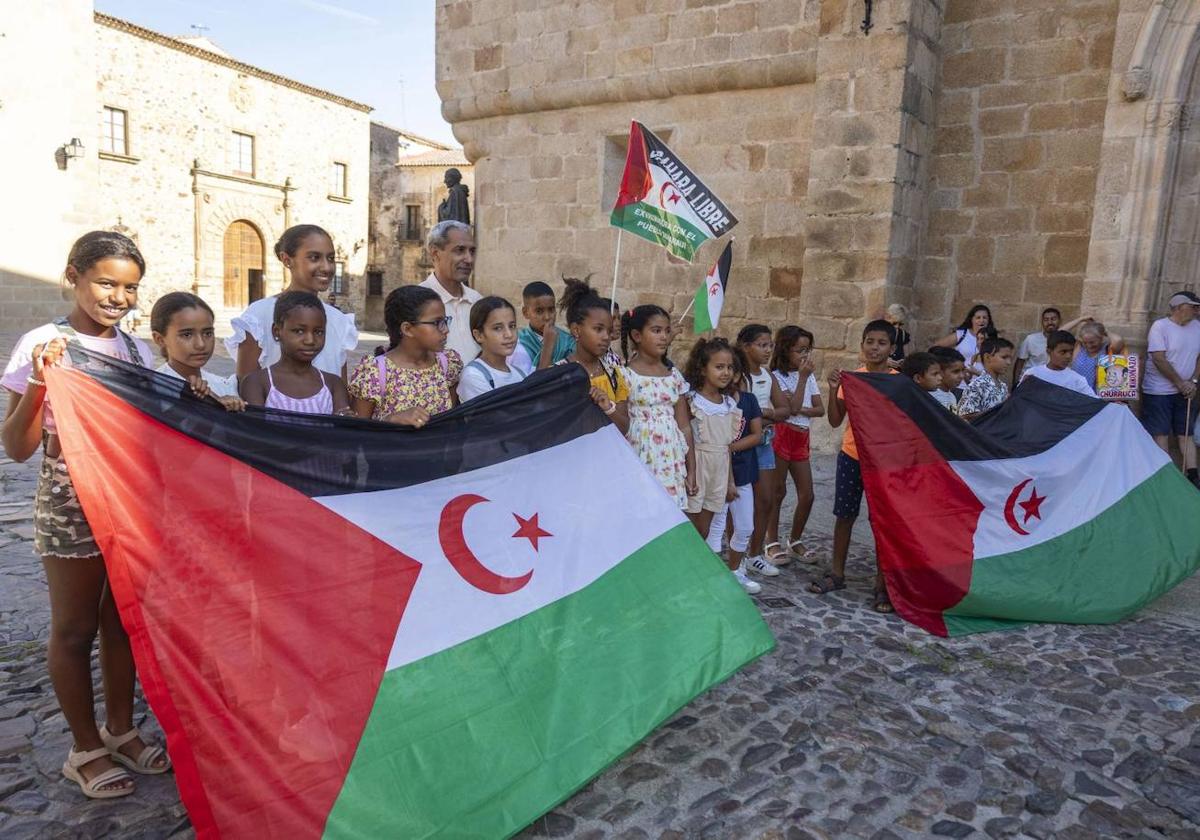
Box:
[198,195,283,309]
[1084,0,1200,338]
[222,220,265,310]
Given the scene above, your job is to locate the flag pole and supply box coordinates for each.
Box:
[677,297,695,325]
[610,229,623,309]
[1185,394,1194,475]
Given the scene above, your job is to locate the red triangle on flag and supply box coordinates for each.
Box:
[48,368,422,839]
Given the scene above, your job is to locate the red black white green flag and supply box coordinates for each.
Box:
[45,351,773,839]
[693,240,733,334]
[840,373,1200,636]
[610,120,738,261]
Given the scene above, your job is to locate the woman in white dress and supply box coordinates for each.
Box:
[225,224,358,380]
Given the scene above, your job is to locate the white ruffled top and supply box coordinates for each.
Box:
[224,296,358,376]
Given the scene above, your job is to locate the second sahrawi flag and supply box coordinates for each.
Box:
[47,353,773,839]
[693,240,733,334]
[841,373,1200,637]
[610,120,738,261]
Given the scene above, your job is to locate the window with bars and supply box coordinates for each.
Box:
[229,131,255,176]
[404,205,422,241]
[102,107,128,156]
[330,162,348,198]
[332,261,347,295]
[367,271,383,297]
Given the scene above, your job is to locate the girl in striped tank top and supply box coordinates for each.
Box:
[240,291,352,416]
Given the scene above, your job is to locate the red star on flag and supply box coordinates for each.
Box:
[512,513,552,552]
[1018,487,1046,524]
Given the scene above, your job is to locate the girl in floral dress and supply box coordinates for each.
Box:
[349,285,462,427]
[620,305,693,509]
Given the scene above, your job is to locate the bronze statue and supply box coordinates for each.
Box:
[437,168,471,226]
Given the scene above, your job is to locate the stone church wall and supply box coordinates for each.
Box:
[439,0,1200,377]
[920,0,1120,344]
[437,0,822,354]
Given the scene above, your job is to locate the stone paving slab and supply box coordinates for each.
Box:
[1,332,1198,839]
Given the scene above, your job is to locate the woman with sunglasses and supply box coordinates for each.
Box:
[348,285,462,427]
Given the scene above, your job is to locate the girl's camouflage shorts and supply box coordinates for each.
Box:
[34,454,100,558]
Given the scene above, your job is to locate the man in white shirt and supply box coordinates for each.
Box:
[1019,330,1096,397]
[1142,290,1200,486]
[1014,307,1060,384]
[420,220,482,362]
[1013,308,1092,386]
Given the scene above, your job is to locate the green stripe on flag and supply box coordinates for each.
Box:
[943,463,1200,636]
[610,202,711,262]
[323,522,774,839]
[693,281,715,333]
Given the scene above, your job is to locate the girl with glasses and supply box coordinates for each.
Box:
[348,285,462,427]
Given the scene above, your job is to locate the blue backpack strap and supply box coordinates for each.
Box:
[466,358,495,389]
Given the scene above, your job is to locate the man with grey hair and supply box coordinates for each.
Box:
[1143,290,1200,487]
[420,220,481,362]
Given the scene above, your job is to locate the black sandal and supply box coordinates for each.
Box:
[872,589,894,613]
[808,574,846,594]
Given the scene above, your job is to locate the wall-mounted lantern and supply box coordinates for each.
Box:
[56,137,86,169]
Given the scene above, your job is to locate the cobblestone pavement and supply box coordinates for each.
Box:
[2,335,1199,839]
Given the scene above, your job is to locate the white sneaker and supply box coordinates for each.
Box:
[733,566,762,594]
[747,555,781,577]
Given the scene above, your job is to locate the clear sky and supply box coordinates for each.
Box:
[96,0,457,146]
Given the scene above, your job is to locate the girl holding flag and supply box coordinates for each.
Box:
[1,232,169,799]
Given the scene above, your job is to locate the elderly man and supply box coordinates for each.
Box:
[1143,290,1200,487]
[420,220,481,362]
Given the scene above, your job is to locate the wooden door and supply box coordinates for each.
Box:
[223,221,264,310]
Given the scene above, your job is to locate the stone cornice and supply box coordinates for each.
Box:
[95,12,373,114]
[438,53,816,124]
[192,166,291,193]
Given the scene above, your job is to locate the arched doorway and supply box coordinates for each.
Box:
[223,220,265,310]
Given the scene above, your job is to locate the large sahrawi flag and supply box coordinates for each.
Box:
[46,353,773,839]
[610,120,738,261]
[840,373,1200,637]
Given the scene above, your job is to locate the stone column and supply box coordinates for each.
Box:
[800,0,943,367]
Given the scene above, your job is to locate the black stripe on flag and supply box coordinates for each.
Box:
[853,373,1108,462]
[713,241,732,293]
[68,349,606,497]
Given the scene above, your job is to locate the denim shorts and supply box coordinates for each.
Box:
[1142,392,1199,437]
[756,425,776,471]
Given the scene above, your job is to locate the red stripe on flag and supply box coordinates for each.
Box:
[47,367,421,838]
[612,120,653,210]
[840,375,983,636]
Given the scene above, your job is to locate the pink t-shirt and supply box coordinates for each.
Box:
[1,323,154,431]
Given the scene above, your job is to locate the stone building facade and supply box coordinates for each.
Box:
[0,0,103,330]
[366,124,473,331]
[435,0,1200,374]
[0,2,371,334]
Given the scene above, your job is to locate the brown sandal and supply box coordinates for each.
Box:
[872,589,894,613]
[808,573,846,594]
